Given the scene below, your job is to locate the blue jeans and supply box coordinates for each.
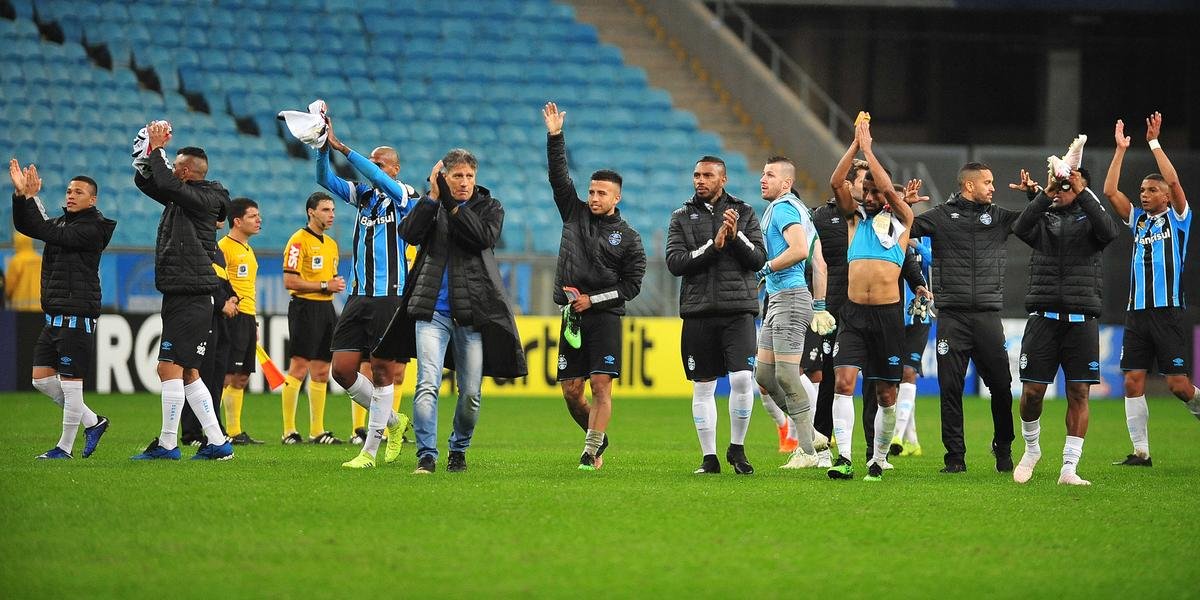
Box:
[413,312,483,460]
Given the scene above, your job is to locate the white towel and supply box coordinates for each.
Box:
[1047,134,1087,181]
[277,99,328,149]
[132,120,172,175]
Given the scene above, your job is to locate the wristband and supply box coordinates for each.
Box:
[320,281,328,292]
[1149,139,1161,151]
[812,299,826,311]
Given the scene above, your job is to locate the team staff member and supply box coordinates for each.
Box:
[1010,166,1119,486]
[131,123,232,461]
[10,161,115,459]
[219,197,263,445]
[280,192,347,445]
[543,102,646,471]
[1104,113,1200,466]
[666,155,766,475]
[910,161,1021,474]
[318,116,412,469]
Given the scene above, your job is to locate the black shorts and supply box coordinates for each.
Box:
[33,315,97,379]
[331,295,403,354]
[903,322,932,374]
[226,312,258,375]
[160,294,214,369]
[288,297,337,361]
[1020,315,1100,383]
[1121,308,1191,375]
[801,326,833,373]
[680,313,757,380]
[557,309,622,380]
[832,301,904,382]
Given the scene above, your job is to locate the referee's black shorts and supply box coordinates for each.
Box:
[288,297,337,362]
[226,312,257,375]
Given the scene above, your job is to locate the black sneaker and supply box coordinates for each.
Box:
[1112,454,1153,467]
[350,427,367,445]
[596,434,609,457]
[578,452,596,471]
[281,432,303,445]
[888,441,904,457]
[447,451,467,472]
[230,432,264,445]
[726,444,754,475]
[827,455,854,479]
[864,461,884,482]
[414,454,436,474]
[693,454,721,474]
[308,431,344,445]
[992,443,1014,472]
[940,462,967,473]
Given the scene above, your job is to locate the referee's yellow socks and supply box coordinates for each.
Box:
[281,375,301,435]
[392,385,403,413]
[224,385,245,436]
[352,402,367,432]
[308,380,328,438]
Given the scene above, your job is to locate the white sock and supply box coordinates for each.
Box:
[1124,395,1149,457]
[363,385,393,457]
[1021,419,1041,455]
[159,378,185,450]
[894,383,916,442]
[799,374,818,414]
[377,384,399,428]
[832,393,854,461]
[903,397,918,443]
[184,379,226,445]
[1188,386,1200,418]
[761,390,788,427]
[692,380,718,456]
[1061,435,1084,476]
[57,379,85,454]
[346,373,374,410]
[872,404,897,464]
[33,375,65,408]
[727,371,754,445]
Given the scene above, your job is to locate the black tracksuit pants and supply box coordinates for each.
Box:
[936,309,1015,466]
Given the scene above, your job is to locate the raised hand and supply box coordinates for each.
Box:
[324,117,349,154]
[1146,111,1162,141]
[1007,169,1039,193]
[855,113,873,153]
[1114,119,1131,149]
[427,160,444,200]
[9,158,26,196]
[542,102,565,135]
[24,164,41,197]
[904,178,931,204]
[147,121,171,151]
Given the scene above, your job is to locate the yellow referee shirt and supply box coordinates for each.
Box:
[219,235,257,315]
[283,227,339,302]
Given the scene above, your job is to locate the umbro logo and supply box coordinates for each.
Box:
[950,213,960,219]
[604,355,616,365]
[888,356,901,366]
[1173,358,1185,367]
[1088,361,1100,370]
[831,217,840,224]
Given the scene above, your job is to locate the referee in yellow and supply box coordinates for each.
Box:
[281,192,347,444]
[219,197,263,444]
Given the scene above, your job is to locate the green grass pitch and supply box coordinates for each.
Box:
[1,392,1198,598]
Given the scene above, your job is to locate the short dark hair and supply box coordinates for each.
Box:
[442,148,477,171]
[863,165,892,183]
[1144,173,1167,183]
[846,159,869,183]
[590,169,622,187]
[765,155,793,167]
[229,197,258,221]
[177,146,208,161]
[697,155,726,172]
[306,191,333,211]
[70,175,98,196]
[958,162,992,186]
[1076,167,1091,186]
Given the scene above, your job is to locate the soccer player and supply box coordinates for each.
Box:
[890,237,933,458]
[180,227,236,447]
[1010,165,1119,485]
[219,197,263,445]
[666,155,766,475]
[375,150,528,474]
[910,160,1021,474]
[131,122,233,460]
[9,160,115,459]
[1104,113,1200,466]
[827,118,923,482]
[753,156,834,470]
[542,102,646,470]
[280,192,346,445]
[318,117,413,469]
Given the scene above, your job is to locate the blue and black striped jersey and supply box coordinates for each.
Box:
[1127,205,1191,310]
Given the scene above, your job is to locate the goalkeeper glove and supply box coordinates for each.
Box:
[907,295,933,320]
[755,261,774,282]
[811,299,837,335]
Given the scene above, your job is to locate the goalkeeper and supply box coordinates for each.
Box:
[753,156,835,470]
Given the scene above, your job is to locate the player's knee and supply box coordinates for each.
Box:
[754,364,775,390]
[1166,376,1193,399]
[728,370,754,395]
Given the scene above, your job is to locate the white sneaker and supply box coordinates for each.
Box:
[812,430,830,452]
[816,448,832,469]
[878,458,894,471]
[1013,451,1041,484]
[781,449,819,469]
[1057,471,1091,486]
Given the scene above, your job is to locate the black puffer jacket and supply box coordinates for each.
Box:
[374,179,527,379]
[546,133,646,314]
[910,193,1020,312]
[1013,188,1119,316]
[666,190,766,317]
[11,194,116,317]
[134,149,228,295]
